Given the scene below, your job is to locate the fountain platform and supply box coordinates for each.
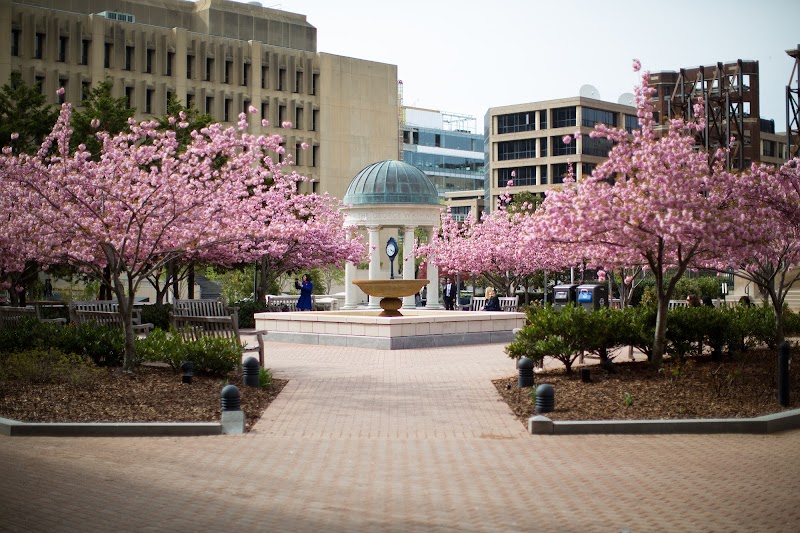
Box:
[254,309,526,350]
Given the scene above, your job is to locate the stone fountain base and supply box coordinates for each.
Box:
[254,309,526,350]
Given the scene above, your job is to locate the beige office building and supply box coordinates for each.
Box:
[485,96,636,209]
[0,0,399,201]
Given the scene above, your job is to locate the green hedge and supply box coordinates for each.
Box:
[135,329,242,376]
[0,319,124,366]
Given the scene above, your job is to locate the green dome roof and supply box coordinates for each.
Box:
[343,160,440,205]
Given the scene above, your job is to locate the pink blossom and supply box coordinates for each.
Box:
[90,118,100,129]
[632,59,641,72]
[281,121,293,128]
[624,276,634,285]
[562,135,572,145]
[511,170,516,177]
[10,133,19,140]
[249,105,258,114]
[301,142,309,150]
[56,87,65,96]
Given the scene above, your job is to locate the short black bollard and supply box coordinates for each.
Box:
[242,356,260,387]
[778,341,791,407]
[180,361,193,384]
[221,384,241,411]
[518,357,534,388]
[581,368,591,383]
[535,384,555,414]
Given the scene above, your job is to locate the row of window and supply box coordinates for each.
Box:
[402,129,482,152]
[497,162,596,187]
[402,151,484,177]
[496,107,640,135]
[11,29,318,94]
[495,135,613,160]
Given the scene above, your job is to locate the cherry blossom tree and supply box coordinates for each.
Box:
[1,101,363,369]
[728,158,800,344]
[533,62,746,366]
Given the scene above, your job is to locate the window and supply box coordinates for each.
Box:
[145,88,153,113]
[11,30,20,56]
[295,70,303,93]
[242,99,250,114]
[539,110,547,130]
[539,137,547,157]
[552,106,577,128]
[166,91,173,109]
[312,145,319,167]
[582,107,617,128]
[497,112,534,134]
[58,81,67,104]
[125,86,133,108]
[552,135,576,156]
[166,52,174,76]
[450,206,471,222]
[582,136,613,157]
[412,131,419,144]
[498,167,536,187]
[278,68,286,91]
[581,163,596,178]
[552,163,571,184]
[104,43,112,68]
[278,104,286,125]
[624,114,638,134]
[278,142,285,163]
[295,106,303,129]
[35,76,45,94]
[125,46,134,71]
[81,39,90,65]
[435,134,441,147]
[186,55,193,79]
[224,60,232,84]
[539,165,548,185]
[312,109,319,131]
[81,81,91,101]
[146,49,154,73]
[242,63,250,86]
[295,143,302,166]
[186,93,194,108]
[224,99,231,121]
[312,73,319,95]
[261,65,268,89]
[58,36,68,62]
[205,58,214,81]
[35,33,45,59]
[763,140,777,158]
[205,96,214,114]
[261,102,269,122]
[497,139,536,161]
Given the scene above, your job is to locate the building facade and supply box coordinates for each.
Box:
[401,106,483,196]
[484,96,636,210]
[0,0,399,201]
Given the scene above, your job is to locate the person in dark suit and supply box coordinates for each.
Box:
[443,276,456,310]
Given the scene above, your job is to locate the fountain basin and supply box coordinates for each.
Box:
[254,309,526,350]
[352,279,429,317]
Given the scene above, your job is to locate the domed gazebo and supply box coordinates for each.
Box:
[341,160,443,309]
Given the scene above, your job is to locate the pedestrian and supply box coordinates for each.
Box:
[686,294,701,307]
[443,276,456,310]
[295,273,314,311]
[483,287,501,311]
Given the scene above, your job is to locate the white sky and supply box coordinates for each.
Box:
[248,0,799,130]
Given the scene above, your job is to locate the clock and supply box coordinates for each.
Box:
[386,237,398,259]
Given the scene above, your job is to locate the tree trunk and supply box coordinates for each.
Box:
[773,301,785,347]
[652,295,670,367]
[98,266,112,300]
[111,275,137,372]
[187,264,195,299]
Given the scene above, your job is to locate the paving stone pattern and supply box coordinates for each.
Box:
[1,341,799,532]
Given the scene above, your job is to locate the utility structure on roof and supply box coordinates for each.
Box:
[787,45,800,160]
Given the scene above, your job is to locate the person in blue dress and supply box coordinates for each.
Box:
[295,273,314,311]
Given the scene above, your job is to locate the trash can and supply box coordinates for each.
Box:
[552,284,579,309]
[576,283,608,311]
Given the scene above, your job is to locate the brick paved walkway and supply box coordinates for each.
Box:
[1,341,799,532]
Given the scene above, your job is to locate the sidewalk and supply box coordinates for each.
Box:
[1,340,798,532]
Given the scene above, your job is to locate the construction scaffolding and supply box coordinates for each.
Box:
[651,60,760,170]
[787,45,800,160]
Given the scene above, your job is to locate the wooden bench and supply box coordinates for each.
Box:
[265,294,316,311]
[72,309,154,335]
[174,299,235,317]
[169,313,266,366]
[0,306,67,329]
[69,301,145,326]
[465,297,486,311]
[499,296,519,312]
[668,300,689,310]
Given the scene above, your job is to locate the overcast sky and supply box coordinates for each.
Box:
[249,0,798,131]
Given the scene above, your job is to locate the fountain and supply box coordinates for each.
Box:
[351,279,428,317]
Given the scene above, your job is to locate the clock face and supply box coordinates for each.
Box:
[386,243,397,257]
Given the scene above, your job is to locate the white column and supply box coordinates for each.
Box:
[367,225,381,309]
[343,227,358,309]
[426,226,442,309]
[402,225,417,309]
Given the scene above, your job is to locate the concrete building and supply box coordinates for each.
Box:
[484,96,636,210]
[0,0,399,201]
[400,105,484,196]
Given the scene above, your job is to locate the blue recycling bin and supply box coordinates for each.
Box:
[576,283,608,311]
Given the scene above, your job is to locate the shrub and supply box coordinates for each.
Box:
[0,318,62,353]
[138,303,172,330]
[56,323,125,366]
[0,348,100,386]
[259,366,272,388]
[136,329,242,376]
[233,300,269,329]
[507,305,587,373]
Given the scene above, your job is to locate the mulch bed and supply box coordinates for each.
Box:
[0,365,287,431]
[493,348,800,424]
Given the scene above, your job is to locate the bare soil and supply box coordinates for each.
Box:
[0,365,287,432]
[493,348,800,424]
